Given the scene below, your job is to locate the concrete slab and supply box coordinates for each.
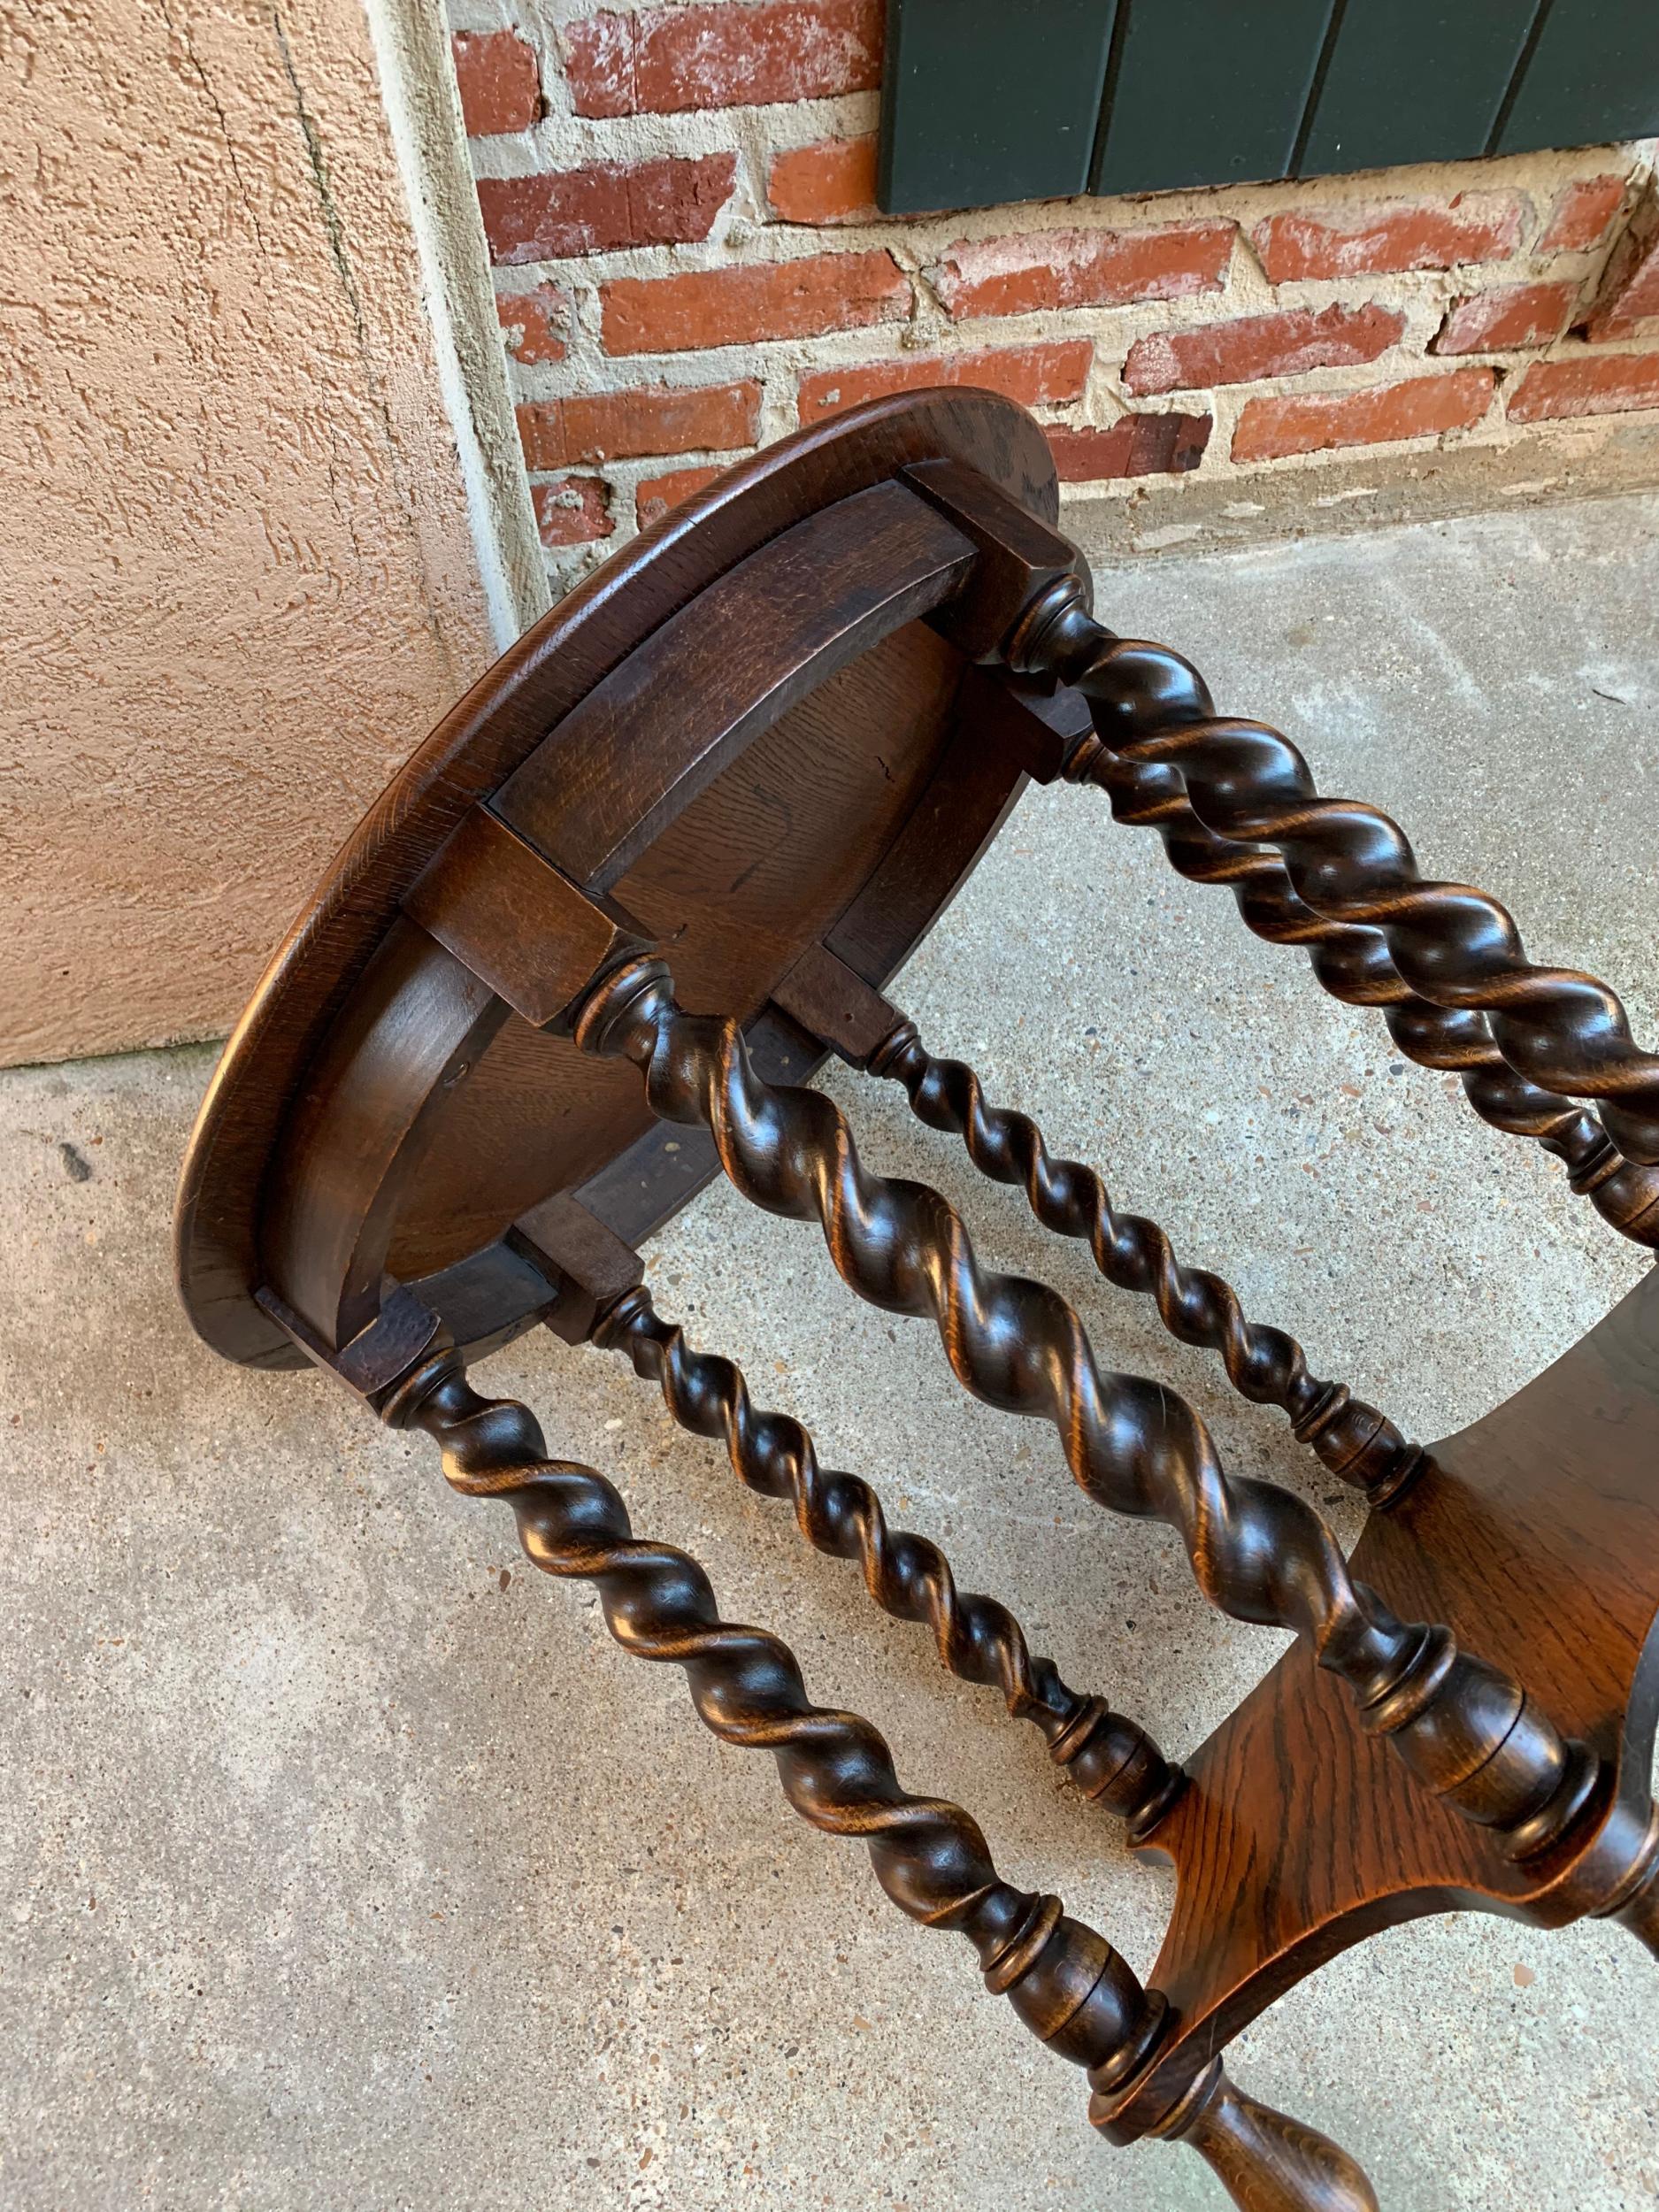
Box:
[4,489,1658,2212]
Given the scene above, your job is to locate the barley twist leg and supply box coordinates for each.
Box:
[1019,602,1659,1168]
[1009,588,1659,1242]
[378,1343,1378,2212]
[1087,746,1638,1191]
[866,1019,1423,1499]
[593,1283,1182,1827]
[570,954,1659,1925]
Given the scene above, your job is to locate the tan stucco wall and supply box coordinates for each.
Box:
[1,0,524,1066]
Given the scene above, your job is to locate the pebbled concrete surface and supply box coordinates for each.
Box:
[4,491,1658,2212]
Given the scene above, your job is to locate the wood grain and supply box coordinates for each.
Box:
[175,388,1058,1368]
[1109,1263,1659,2126]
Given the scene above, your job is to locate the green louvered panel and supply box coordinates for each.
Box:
[1498,0,1659,152]
[877,0,1119,217]
[879,0,1659,217]
[1091,0,1337,197]
[1299,0,1538,174]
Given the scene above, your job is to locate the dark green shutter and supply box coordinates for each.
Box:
[880,0,1659,217]
[1092,0,1337,197]
[1298,0,1538,175]
[878,0,1119,217]
[1497,0,1659,151]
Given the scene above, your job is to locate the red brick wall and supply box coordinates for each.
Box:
[449,4,1659,580]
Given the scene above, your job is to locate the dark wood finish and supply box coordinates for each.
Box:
[774,942,1424,1500]
[1012,576,1659,1247]
[260,921,509,1349]
[593,1278,1183,1828]
[255,1279,443,1409]
[1092,680,1659,1164]
[812,667,1087,991]
[495,480,974,891]
[403,806,650,1032]
[311,1307,1380,2211]
[512,1189,643,1346]
[265,619,972,1355]
[176,388,1059,1369]
[175,391,1659,2210]
[1111,1265,1659,2126]
[773,941,906,1071]
[391,1235,560,1364]
[572,956,1659,1939]
[869,1019,1425,1497]
[562,1004,816,1254]
[901,457,1081,663]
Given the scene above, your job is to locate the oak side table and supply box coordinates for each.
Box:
[177,389,1659,2212]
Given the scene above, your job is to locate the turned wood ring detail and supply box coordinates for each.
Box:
[176,390,1659,2212]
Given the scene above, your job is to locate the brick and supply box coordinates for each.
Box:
[1432,281,1577,357]
[517,381,761,468]
[565,1,882,118]
[496,282,572,365]
[637,465,726,528]
[1507,352,1659,423]
[769,134,879,225]
[452,29,540,135]
[931,222,1234,322]
[602,250,908,355]
[798,340,1092,423]
[1046,414,1211,483]
[1540,173,1628,254]
[1251,195,1523,282]
[532,476,612,548]
[1579,185,1659,340]
[1123,303,1402,396]
[1232,370,1495,463]
[477,154,736,266]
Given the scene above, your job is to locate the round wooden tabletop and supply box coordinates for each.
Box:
[175,389,1063,1369]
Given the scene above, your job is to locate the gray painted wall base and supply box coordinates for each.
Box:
[1066,421,1659,564]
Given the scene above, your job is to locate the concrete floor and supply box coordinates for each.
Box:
[4,490,1658,2212]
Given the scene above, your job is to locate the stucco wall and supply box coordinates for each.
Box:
[1,0,535,1068]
